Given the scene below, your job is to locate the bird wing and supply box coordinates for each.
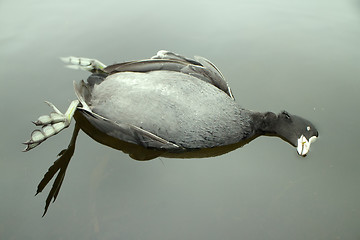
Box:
[73,81,183,151]
[79,108,183,151]
[103,50,234,99]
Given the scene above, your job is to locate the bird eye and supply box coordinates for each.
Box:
[307,126,311,131]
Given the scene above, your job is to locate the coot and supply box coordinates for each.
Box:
[24,50,318,215]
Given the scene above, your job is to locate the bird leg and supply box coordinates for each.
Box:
[36,123,80,216]
[60,56,107,73]
[23,100,79,151]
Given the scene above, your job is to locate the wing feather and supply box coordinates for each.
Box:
[102,50,234,99]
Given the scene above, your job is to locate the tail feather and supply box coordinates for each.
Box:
[73,80,91,112]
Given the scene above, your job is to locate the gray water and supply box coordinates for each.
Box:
[1,0,360,239]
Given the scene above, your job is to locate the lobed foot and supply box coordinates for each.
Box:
[60,56,107,73]
[23,100,79,151]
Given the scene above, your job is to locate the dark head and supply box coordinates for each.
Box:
[259,111,318,156]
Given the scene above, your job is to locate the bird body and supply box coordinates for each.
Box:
[87,71,252,150]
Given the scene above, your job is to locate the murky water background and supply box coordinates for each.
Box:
[1,0,360,239]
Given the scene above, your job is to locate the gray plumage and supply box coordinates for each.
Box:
[84,70,252,150]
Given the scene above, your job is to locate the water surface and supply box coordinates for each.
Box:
[1,0,360,239]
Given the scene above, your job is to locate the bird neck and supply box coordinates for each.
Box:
[250,111,278,136]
